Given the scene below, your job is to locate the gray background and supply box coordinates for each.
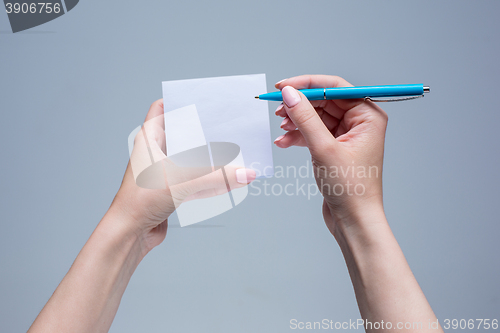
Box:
[1,0,499,332]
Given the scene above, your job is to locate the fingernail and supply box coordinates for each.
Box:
[236,168,256,184]
[280,118,289,127]
[282,86,301,108]
[275,78,287,86]
[274,134,285,143]
[275,103,284,114]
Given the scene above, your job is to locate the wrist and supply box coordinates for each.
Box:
[328,197,390,249]
[100,203,155,259]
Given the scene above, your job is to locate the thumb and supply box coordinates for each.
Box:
[281,86,337,156]
[170,166,256,204]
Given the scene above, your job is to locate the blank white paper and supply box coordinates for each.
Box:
[162,74,274,178]
[164,104,206,156]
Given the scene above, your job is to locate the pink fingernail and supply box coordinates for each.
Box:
[280,118,289,127]
[236,168,256,184]
[275,104,284,114]
[274,135,285,143]
[275,78,287,85]
[282,86,301,108]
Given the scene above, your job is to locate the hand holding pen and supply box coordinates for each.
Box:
[273,75,388,225]
[271,75,441,333]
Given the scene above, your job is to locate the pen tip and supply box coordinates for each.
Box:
[254,96,259,99]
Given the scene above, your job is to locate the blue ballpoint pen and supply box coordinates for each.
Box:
[255,84,430,102]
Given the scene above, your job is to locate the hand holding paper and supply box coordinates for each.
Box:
[120,100,256,234]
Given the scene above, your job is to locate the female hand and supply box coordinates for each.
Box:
[111,100,256,254]
[274,75,388,234]
[27,100,257,333]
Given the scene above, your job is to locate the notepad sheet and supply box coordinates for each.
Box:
[162,74,273,178]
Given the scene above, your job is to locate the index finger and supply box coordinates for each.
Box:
[275,75,362,111]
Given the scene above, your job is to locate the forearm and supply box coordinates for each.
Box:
[333,205,442,333]
[28,207,147,333]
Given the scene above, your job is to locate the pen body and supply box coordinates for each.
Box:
[324,84,424,100]
[258,84,425,101]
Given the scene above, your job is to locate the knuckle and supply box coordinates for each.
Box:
[373,105,389,124]
[381,109,389,122]
[150,99,163,110]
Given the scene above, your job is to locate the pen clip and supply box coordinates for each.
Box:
[364,95,424,102]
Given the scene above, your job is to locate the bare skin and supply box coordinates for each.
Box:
[275,75,443,333]
[28,75,442,333]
